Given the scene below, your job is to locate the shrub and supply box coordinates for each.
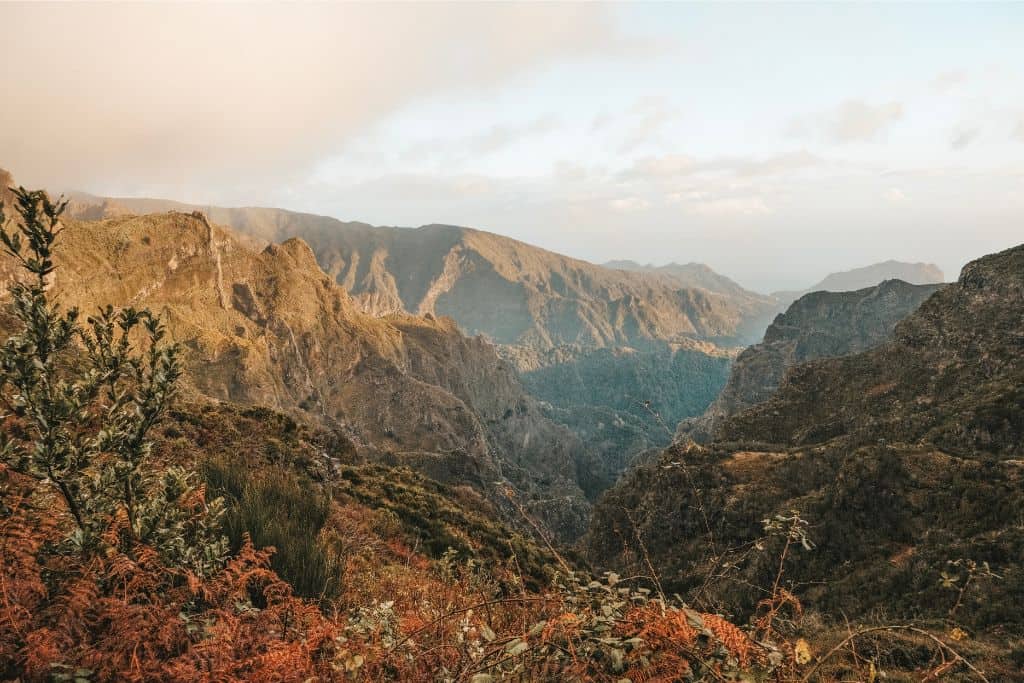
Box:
[202,456,344,601]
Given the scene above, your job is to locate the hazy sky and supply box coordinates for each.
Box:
[2,2,1023,291]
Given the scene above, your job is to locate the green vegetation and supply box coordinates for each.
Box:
[202,456,344,601]
[0,188,225,573]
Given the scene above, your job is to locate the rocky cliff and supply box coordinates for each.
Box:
[679,279,944,442]
[586,243,1024,631]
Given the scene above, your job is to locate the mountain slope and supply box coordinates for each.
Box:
[61,191,777,473]
[722,245,1022,452]
[679,279,944,442]
[586,243,1024,633]
[0,209,597,539]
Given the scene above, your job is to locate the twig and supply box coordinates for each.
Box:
[390,596,547,653]
[499,484,573,576]
[799,624,989,683]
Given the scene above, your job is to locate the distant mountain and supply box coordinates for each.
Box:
[587,243,1024,631]
[602,259,764,300]
[773,259,944,306]
[678,279,944,442]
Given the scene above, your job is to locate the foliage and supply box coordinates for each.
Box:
[202,456,344,602]
[0,188,227,574]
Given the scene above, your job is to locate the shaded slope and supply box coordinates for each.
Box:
[679,279,945,442]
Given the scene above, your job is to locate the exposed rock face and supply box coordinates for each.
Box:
[679,279,944,442]
[0,210,596,540]
[586,244,1024,630]
[0,168,14,207]
[772,259,944,307]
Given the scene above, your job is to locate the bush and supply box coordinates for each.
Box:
[202,456,344,601]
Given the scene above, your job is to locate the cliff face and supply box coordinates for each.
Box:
[679,279,944,442]
[0,210,595,540]
[586,243,1024,630]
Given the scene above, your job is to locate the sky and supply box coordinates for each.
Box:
[2,2,1023,292]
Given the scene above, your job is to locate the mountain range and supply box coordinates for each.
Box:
[0,207,601,540]
[4,167,1023,677]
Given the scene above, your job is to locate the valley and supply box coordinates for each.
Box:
[3,171,1020,680]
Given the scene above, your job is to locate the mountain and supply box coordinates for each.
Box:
[721,245,1021,451]
[0,207,601,540]
[61,191,780,470]
[65,194,776,352]
[678,279,945,442]
[586,243,1024,633]
[773,259,944,306]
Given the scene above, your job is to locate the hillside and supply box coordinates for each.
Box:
[773,259,944,306]
[721,245,1022,452]
[586,243,1024,645]
[0,188,811,683]
[520,341,734,474]
[0,208,600,540]
[679,279,944,442]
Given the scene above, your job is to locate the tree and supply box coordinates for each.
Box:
[0,187,225,574]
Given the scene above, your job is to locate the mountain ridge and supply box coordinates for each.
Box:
[772,259,944,306]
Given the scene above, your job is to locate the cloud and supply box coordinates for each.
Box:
[0,3,619,195]
[400,116,561,163]
[950,126,980,150]
[687,196,772,217]
[829,100,904,141]
[608,197,649,212]
[469,117,561,155]
[789,100,904,142]
[621,151,823,181]
[617,97,683,152]
[884,188,907,202]
[932,70,969,93]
